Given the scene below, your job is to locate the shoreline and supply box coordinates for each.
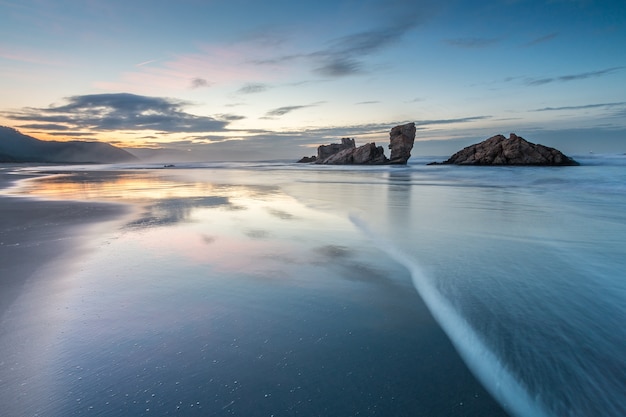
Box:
[0,168,134,320]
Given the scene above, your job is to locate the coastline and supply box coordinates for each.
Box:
[0,167,134,320]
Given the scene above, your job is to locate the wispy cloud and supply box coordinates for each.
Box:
[0,44,63,66]
[215,113,246,121]
[16,123,72,130]
[355,101,380,105]
[415,116,491,126]
[525,67,624,86]
[313,23,415,76]
[286,115,491,138]
[264,103,322,118]
[444,37,500,48]
[237,83,270,94]
[250,1,438,78]
[46,131,94,137]
[4,93,229,133]
[524,32,558,47]
[135,59,161,67]
[532,102,626,111]
[311,10,431,78]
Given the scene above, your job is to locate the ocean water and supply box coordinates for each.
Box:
[1,155,625,417]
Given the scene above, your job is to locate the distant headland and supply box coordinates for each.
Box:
[0,126,136,164]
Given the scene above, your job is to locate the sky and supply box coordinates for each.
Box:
[1,0,625,161]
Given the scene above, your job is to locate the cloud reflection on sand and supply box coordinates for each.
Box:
[16,169,359,277]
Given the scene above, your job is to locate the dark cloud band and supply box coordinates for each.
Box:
[5,93,231,133]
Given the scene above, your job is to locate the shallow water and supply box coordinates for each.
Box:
[1,156,625,416]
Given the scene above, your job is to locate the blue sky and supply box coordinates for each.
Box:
[1,0,625,160]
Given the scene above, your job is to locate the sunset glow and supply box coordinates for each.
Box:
[1,0,625,160]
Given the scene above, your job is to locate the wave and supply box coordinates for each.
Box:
[349,214,553,417]
[570,153,626,166]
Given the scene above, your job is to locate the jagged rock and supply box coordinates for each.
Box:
[301,123,416,165]
[317,138,355,161]
[322,142,387,165]
[388,122,417,164]
[430,133,578,166]
[297,155,317,163]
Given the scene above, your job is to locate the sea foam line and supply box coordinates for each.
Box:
[349,214,553,417]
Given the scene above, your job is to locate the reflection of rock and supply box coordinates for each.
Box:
[298,123,416,165]
[430,133,579,166]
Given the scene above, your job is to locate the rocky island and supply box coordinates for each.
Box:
[429,133,578,166]
[298,122,416,165]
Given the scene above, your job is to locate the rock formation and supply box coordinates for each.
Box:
[388,122,417,164]
[318,138,355,161]
[430,133,578,166]
[298,122,416,165]
[297,155,317,163]
[321,142,388,165]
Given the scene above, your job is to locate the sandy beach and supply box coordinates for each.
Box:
[0,165,513,417]
[2,161,623,417]
[0,168,132,319]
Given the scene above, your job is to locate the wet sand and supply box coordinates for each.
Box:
[0,165,512,417]
[0,168,132,319]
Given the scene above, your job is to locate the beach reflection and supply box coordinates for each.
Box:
[17,170,303,229]
[16,169,355,276]
[0,167,514,417]
[18,171,218,202]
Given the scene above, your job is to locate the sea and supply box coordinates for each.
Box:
[0,154,625,417]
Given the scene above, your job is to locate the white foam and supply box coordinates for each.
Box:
[349,214,553,417]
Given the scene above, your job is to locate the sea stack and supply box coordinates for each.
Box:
[388,122,417,164]
[430,133,578,166]
[298,122,416,165]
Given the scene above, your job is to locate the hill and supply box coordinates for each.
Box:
[0,126,137,163]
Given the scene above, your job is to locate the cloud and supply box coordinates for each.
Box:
[190,77,211,89]
[415,116,491,126]
[4,93,229,133]
[524,32,558,47]
[237,83,270,94]
[281,116,490,138]
[355,101,380,105]
[264,105,312,118]
[532,102,626,111]
[0,45,63,66]
[16,123,71,130]
[315,57,362,77]
[525,67,624,86]
[250,1,437,78]
[444,37,500,48]
[136,59,160,67]
[216,113,246,121]
[46,131,95,137]
[312,20,421,76]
